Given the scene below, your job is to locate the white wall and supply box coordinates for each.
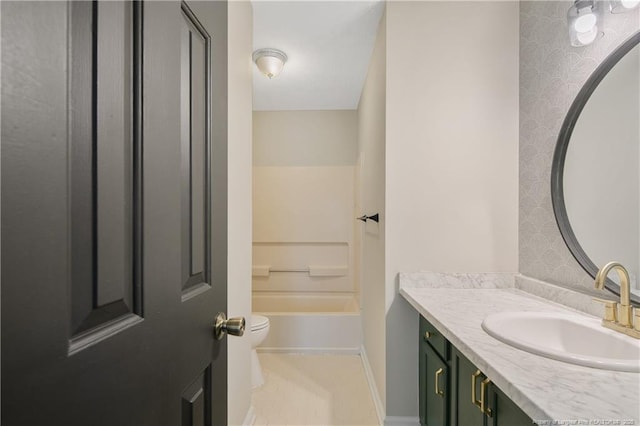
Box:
[227,1,253,424]
[253,110,357,166]
[357,9,387,416]
[384,1,519,419]
[252,110,358,294]
[252,166,356,292]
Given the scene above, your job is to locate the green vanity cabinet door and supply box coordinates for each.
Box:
[451,349,486,426]
[450,349,533,426]
[420,340,449,426]
[488,385,533,426]
[418,316,533,426]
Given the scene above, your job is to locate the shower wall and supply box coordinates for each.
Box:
[252,110,358,293]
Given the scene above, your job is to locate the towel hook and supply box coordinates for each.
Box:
[356,213,379,223]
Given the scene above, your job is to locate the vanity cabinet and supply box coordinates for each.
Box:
[451,349,485,426]
[419,316,532,426]
[419,317,449,426]
[489,386,532,426]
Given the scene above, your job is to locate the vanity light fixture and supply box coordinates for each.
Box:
[609,0,640,13]
[567,0,604,47]
[252,48,288,79]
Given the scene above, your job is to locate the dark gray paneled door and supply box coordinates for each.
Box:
[1,1,229,425]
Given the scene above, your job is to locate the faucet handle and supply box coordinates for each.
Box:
[592,297,618,323]
[633,308,640,332]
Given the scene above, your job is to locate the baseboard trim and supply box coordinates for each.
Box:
[257,346,360,355]
[384,416,421,426]
[242,405,256,426]
[360,345,385,426]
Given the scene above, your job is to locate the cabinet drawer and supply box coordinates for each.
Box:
[420,316,448,360]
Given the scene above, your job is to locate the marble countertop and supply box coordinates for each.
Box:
[399,273,640,424]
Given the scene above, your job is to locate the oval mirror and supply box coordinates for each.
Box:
[552,31,640,305]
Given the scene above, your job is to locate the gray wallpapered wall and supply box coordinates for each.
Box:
[519,1,639,293]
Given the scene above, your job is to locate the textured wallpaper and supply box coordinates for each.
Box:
[519,1,639,293]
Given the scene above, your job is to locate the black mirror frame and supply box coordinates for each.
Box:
[551,31,640,306]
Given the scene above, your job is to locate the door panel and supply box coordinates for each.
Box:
[94,0,136,309]
[181,2,211,298]
[68,0,143,346]
[182,365,212,426]
[1,1,229,424]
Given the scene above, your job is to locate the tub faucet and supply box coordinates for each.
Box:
[594,261,640,339]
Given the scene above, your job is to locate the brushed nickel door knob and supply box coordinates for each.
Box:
[213,312,245,340]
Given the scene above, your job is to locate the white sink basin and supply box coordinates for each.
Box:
[482,311,640,372]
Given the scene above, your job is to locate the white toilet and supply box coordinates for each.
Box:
[250,315,270,388]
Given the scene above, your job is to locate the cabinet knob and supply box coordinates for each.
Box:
[424,331,433,340]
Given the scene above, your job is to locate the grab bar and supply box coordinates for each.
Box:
[252,265,348,277]
[269,267,309,273]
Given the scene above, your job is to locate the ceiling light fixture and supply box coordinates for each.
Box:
[567,0,604,47]
[252,48,288,79]
[609,0,640,13]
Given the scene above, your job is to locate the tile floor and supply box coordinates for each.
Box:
[252,353,380,426]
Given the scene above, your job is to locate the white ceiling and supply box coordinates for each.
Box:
[252,1,385,111]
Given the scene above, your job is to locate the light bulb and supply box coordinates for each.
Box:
[611,0,640,12]
[621,0,640,7]
[567,1,603,47]
[576,27,598,45]
[574,10,597,33]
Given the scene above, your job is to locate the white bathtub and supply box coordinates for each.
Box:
[252,293,362,353]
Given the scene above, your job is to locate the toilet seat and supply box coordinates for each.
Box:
[251,315,269,331]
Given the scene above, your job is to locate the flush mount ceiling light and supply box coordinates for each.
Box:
[252,48,288,79]
[567,0,604,47]
[609,0,640,13]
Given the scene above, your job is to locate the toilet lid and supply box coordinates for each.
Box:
[251,315,269,331]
